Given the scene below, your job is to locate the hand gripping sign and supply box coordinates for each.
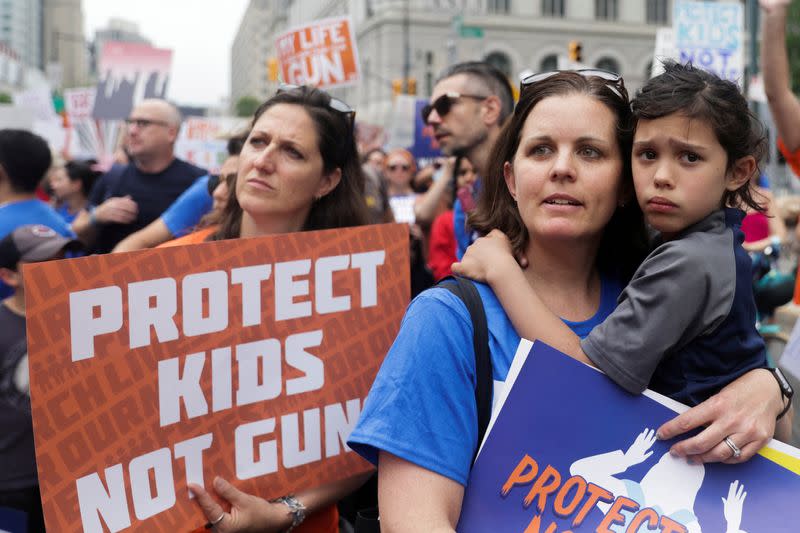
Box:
[25,223,409,533]
[275,16,361,89]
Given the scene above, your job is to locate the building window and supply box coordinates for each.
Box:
[647,0,669,24]
[485,51,512,79]
[540,54,558,72]
[595,57,621,75]
[595,0,617,20]
[488,0,510,14]
[541,0,565,17]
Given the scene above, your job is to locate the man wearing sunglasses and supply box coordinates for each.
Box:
[72,99,207,254]
[424,61,514,259]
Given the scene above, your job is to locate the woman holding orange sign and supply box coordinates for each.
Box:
[176,85,371,533]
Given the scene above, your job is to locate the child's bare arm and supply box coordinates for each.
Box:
[452,230,592,366]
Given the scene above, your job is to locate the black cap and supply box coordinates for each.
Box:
[0,225,82,269]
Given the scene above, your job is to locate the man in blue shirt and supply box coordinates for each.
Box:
[0,130,74,298]
[422,62,514,258]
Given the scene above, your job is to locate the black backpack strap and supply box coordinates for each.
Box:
[351,277,492,533]
[438,276,492,464]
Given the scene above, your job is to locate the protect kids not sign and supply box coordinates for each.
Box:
[673,1,744,85]
[25,224,409,532]
[275,16,360,89]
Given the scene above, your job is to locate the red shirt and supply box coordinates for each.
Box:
[428,210,457,281]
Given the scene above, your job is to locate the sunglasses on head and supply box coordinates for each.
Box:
[421,92,489,124]
[277,83,356,128]
[519,68,624,99]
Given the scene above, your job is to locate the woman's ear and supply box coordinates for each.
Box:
[503,161,517,201]
[315,167,342,200]
[726,155,757,192]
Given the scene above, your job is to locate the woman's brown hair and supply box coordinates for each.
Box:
[468,71,649,281]
[212,86,369,240]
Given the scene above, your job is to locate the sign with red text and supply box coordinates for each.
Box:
[25,224,409,533]
[63,87,104,159]
[275,16,360,89]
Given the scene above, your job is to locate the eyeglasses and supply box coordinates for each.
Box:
[519,68,624,99]
[421,92,489,124]
[277,83,356,128]
[124,118,171,128]
[387,164,411,172]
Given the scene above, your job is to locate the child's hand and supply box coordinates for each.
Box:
[452,229,517,284]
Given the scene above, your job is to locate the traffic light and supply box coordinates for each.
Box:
[406,77,417,95]
[392,79,403,96]
[568,40,582,62]
[267,58,279,82]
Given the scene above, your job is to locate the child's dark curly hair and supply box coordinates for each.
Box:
[632,61,767,212]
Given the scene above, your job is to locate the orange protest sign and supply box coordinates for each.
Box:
[25,224,409,532]
[275,16,360,89]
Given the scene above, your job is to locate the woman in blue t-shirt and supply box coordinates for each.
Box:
[348,71,789,532]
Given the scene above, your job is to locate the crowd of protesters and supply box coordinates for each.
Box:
[1,2,799,531]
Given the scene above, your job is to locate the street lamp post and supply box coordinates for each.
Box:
[402,0,411,93]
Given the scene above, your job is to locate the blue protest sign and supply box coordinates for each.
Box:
[458,342,800,532]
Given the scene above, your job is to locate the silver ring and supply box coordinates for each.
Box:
[724,436,742,459]
[211,513,225,525]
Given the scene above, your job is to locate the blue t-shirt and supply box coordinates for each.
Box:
[161,175,213,238]
[348,277,622,486]
[55,203,79,225]
[0,199,74,298]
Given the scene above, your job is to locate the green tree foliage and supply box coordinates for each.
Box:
[0,92,11,104]
[235,96,261,118]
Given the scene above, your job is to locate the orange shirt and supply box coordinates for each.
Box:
[158,226,217,247]
[296,505,339,533]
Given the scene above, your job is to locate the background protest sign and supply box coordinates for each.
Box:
[275,16,360,89]
[63,87,104,160]
[459,342,800,532]
[93,41,173,120]
[673,0,743,85]
[174,117,249,174]
[651,27,678,78]
[25,223,409,532]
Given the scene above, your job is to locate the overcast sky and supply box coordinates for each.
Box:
[83,0,250,108]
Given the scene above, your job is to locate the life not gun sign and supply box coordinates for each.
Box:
[276,16,360,89]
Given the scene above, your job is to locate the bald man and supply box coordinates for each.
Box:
[72,99,206,253]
